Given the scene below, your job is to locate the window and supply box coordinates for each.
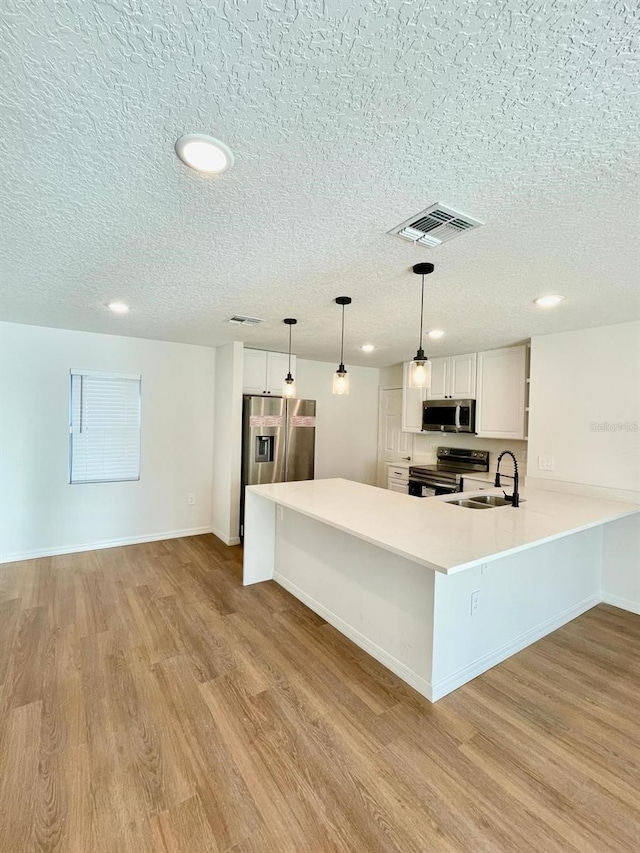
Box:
[69,370,141,484]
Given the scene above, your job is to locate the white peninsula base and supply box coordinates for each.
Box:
[243,480,639,702]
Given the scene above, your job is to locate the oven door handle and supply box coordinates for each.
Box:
[410,479,458,491]
[455,404,461,431]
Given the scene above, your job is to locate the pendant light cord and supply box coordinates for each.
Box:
[340,303,345,367]
[419,273,425,349]
[288,323,292,373]
[415,272,426,360]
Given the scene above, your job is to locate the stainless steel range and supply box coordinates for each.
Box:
[409,447,490,497]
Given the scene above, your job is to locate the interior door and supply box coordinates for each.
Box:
[378,389,413,483]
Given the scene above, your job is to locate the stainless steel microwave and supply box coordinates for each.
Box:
[422,398,476,433]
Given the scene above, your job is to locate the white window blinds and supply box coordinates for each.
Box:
[69,370,141,484]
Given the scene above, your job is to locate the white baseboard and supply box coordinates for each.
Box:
[274,572,433,701]
[211,527,241,547]
[602,592,640,615]
[0,526,213,564]
[430,593,601,701]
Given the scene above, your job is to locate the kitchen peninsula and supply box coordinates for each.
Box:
[243,479,639,701]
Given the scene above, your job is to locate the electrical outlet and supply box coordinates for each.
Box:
[187,493,196,505]
[537,455,555,472]
[470,590,480,615]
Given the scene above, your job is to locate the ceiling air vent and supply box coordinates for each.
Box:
[228,314,264,326]
[389,203,484,248]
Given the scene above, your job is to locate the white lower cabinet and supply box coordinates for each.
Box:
[475,345,527,439]
[387,463,410,493]
[401,362,426,432]
[462,476,493,492]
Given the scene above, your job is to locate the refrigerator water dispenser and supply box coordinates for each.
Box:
[255,435,274,463]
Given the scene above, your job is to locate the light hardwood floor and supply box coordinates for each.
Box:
[1,534,639,852]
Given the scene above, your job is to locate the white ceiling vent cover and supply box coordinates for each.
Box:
[228,314,264,326]
[389,203,484,248]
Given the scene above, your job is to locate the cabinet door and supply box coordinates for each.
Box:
[450,352,477,399]
[388,479,408,494]
[426,357,449,399]
[462,476,492,492]
[243,349,268,394]
[401,362,426,433]
[476,346,526,439]
[387,463,409,484]
[265,351,293,395]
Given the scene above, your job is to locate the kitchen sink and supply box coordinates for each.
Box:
[469,495,513,507]
[448,498,494,509]
[446,494,520,509]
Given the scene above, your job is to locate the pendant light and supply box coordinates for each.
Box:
[333,297,352,395]
[282,318,297,398]
[409,263,435,389]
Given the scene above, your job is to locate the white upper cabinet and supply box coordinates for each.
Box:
[427,358,449,399]
[243,349,269,394]
[450,353,477,398]
[243,349,295,395]
[427,353,476,399]
[265,351,290,394]
[475,345,527,439]
[401,361,426,433]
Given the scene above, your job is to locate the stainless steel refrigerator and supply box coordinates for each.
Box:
[240,395,316,539]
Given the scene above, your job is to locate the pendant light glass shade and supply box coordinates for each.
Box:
[282,373,296,398]
[332,369,350,395]
[282,318,297,398]
[410,263,435,391]
[333,297,352,396]
[409,357,432,389]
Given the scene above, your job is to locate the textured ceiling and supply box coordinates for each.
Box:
[1,0,639,367]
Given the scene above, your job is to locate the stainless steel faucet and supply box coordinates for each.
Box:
[494,450,520,507]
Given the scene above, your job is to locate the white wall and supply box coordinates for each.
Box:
[379,363,403,388]
[212,342,243,545]
[296,359,380,485]
[526,321,640,615]
[527,321,640,499]
[0,322,215,561]
[431,527,602,699]
[601,515,640,615]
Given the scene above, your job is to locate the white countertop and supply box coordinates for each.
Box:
[461,471,495,483]
[247,478,639,574]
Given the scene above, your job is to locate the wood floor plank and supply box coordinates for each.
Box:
[0,597,21,689]
[199,675,318,851]
[153,794,224,853]
[0,701,42,852]
[2,604,49,710]
[153,655,263,849]
[1,534,638,852]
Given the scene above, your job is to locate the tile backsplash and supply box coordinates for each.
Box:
[412,433,527,474]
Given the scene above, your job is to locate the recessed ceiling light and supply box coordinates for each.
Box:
[175,134,234,174]
[361,344,375,353]
[427,329,445,339]
[533,294,565,308]
[108,302,129,314]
